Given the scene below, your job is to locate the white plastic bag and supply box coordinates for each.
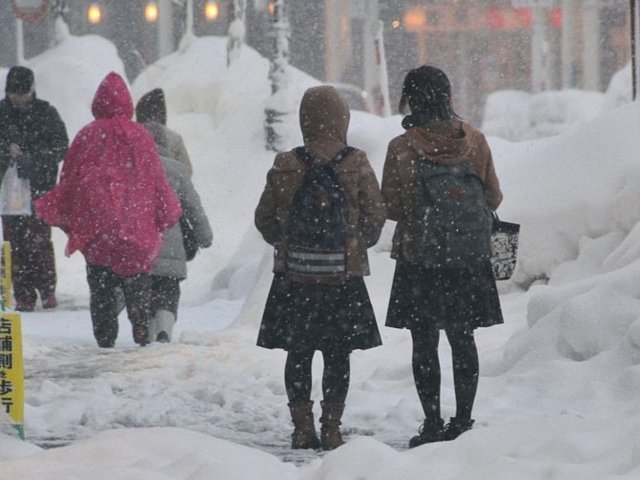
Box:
[0,163,32,215]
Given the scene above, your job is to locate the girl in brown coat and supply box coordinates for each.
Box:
[255,86,385,450]
[381,66,504,447]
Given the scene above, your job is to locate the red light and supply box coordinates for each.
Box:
[549,8,562,28]
[486,6,505,30]
[516,8,532,28]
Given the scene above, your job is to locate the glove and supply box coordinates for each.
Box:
[16,153,33,180]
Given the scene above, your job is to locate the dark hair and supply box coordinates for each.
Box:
[5,66,34,94]
[135,88,167,125]
[398,65,455,121]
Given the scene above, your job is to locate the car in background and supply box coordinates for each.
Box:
[328,82,379,115]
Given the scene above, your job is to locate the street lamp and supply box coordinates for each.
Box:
[204,1,219,22]
[86,3,102,25]
[145,1,159,23]
[403,7,426,31]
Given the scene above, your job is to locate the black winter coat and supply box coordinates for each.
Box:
[0,97,69,199]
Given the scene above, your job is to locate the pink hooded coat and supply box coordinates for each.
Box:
[35,72,182,275]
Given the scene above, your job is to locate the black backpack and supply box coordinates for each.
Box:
[413,158,492,268]
[286,146,354,283]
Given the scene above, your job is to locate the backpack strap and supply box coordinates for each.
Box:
[292,146,355,169]
[330,146,355,168]
[292,146,314,168]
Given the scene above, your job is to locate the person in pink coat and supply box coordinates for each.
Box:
[35,72,182,348]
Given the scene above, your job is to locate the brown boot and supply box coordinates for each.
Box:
[289,401,321,449]
[319,401,345,450]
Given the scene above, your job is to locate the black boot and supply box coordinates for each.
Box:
[408,418,445,448]
[442,417,474,441]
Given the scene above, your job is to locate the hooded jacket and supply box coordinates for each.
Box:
[142,121,192,176]
[381,118,502,262]
[35,72,182,276]
[255,86,385,281]
[135,88,192,176]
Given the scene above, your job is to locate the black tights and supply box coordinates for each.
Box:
[285,350,350,404]
[411,328,479,421]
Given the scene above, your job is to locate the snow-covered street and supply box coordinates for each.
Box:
[1,26,640,480]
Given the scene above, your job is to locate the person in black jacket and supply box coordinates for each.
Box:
[0,66,69,311]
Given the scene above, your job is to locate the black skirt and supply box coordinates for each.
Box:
[385,260,503,332]
[257,274,382,353]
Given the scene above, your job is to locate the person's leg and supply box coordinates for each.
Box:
[319,349,350,450]
[285,349,320,449]
[121,273,153,346]
[86,264,119,347]
[150,276,180,342]
[30,218,57,308]
[285,350,314,403]
[321,350,350,404]
[409,327,445,447]
[3,215,37,310]
[411,327,442,421]
[443,328,479,440]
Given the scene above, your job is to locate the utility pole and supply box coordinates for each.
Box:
[361,0,390,116]
[227,0,247,66]
[531,6,550,92]
[265,0,291,152]
[325,0,346,82]
[632,0,640,99]
[179,0,194,49]
[582,0,601,90]
[157,0,174,58]
[15,18,25,65]
[561,0,578,88]
[362,0,379,99]
[513,0,553,92]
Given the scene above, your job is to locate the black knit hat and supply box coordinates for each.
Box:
[5,66,35,94]
[399,65,452,115]
[135,88,167,125]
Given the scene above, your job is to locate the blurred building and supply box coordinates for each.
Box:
[0,0,631,122]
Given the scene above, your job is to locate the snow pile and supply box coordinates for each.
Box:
[0,429,297,480]
[481,90,532,141]
[482,89,605,140]
[604,63,633,111]
[482,64,632,141]
[491,102,640,282]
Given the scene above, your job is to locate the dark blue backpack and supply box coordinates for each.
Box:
[286,146,354,282]
[414,158,492,268]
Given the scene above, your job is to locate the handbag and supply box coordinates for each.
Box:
[0,163,32,215]
[490,213,520,281]
[180,215,198,262]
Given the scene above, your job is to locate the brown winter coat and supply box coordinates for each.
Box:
[382,119,502,262]
[255,86,386,281]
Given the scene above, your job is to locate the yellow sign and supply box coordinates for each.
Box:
[0,313,23,439]
[1,242,11,310]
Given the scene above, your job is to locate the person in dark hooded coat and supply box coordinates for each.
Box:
[0,66,69,311]
[135,88,192,176]
[382,65,504,447]
[255,86,385,451]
